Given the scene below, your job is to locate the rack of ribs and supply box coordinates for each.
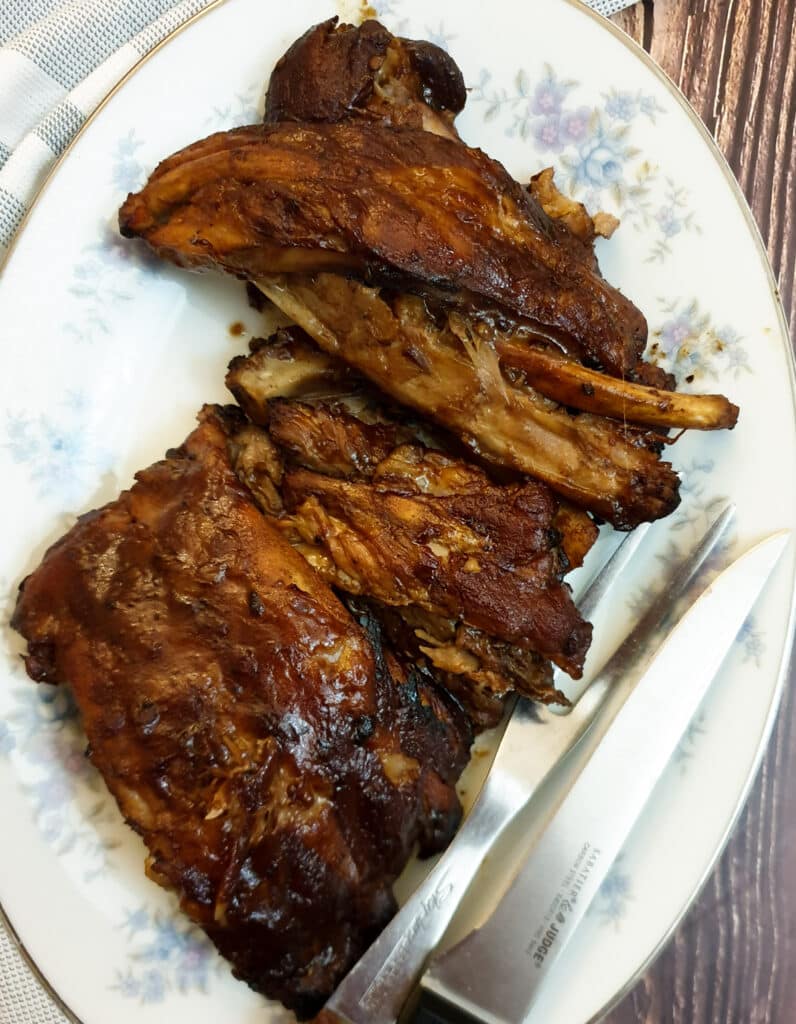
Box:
[118,18,738,529]
[226,327,598,727]
[11,407,471,1019]
[11,18,743,1022]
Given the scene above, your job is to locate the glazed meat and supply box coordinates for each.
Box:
[225,330,594,723]
[250,274,685,529]
[265,17,465,139]
[368,603,557,731]
[261,19,695,404]
[118,119,650,377]
[118,17,740,528]
[118,124,737,526]
[493,334,737,431]
[281,463,589,675]
[11,407,471,1019]
[249,270,738,526]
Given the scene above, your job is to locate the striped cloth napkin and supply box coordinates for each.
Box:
[0,0,637,255]
[0,0,637,1021]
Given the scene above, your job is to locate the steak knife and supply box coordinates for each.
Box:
[413,529,790,1024]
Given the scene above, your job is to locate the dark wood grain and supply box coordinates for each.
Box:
[604,3,796,1022]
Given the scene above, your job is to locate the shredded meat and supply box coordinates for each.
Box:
[282,465,589,676]
[359,603,558,731]
[11,407,470,1019]
[251,274,683,529]
[225,331,594,720]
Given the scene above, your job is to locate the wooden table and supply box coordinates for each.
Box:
[604,3,796,1021]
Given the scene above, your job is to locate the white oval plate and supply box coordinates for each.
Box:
[1,1,794,1022]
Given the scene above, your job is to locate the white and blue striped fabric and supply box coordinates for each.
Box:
[0,0,636,1020]
[0,0,212,253]
[0,0,637,256]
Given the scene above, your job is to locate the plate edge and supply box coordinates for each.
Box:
[1,2,794,1023]
[563,3,796,1022]
[0,6,231,1019]
[0,903,82,1024]
[0,0,229,277]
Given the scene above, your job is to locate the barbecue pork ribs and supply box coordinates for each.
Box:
[225,327,596,726]
[118,119,649,378]
[118,19,738,528]
[11,407,471,1019]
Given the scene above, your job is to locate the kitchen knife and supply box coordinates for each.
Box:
[414,530,790,1024]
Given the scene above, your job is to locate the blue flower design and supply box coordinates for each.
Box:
[656,205,683,238]
[675,713,707,771]
[3,394,113,504]
[6,685,79,744]
[423,22,453,53]
[114,906,219,1003]
[113,971,143,1000]
[64,242,141,344]
[532,114,562,149]
[0,722,16,757]
[139,969,167,1004]
[26,729,90,778]
[640,93,664,119]
[40,817,66,845]
[669,462,734,536]
[659,311,696,357]
[737,617,765,667]
[64,131,165,346]
[592,855,632,926]
[112,130,146,193]
[561,105,592,144]
[30,774,75,812]
[572,131,624,189]
[122,907,152,938]
[604,90,637,121]
[175,935,214,993]
[531,75,569,116]
[6,685,119,875]
[141,919,186,963]
[205,85,261,132]
[468,62,701,261]
[650,300,751,381]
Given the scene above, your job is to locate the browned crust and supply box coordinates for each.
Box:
[254,273,680,529]
[119,121,648,376]
[11,406,470,1018]
[265,18,465,129]
[282,466,591,678]
[496,338,739,430]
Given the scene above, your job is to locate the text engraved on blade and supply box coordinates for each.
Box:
[359,875,455,1010]
[526,843,603,968]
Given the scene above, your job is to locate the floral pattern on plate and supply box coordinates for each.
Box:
[469,63,699,262]
[0,2,793,1022]
[3,391,114,505]
[592,855,633,928]
[648,298,753,385]
[3,685,120,881]
[113,907,223,1004]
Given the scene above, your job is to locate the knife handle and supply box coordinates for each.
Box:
[411,989,481,1024]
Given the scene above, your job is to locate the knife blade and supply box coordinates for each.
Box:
[323,508,735,1024]
[414,530,790,1024]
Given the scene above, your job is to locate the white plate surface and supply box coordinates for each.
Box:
[1,1,794,1022]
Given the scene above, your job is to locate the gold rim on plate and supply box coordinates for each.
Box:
[1,3,793,1022]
